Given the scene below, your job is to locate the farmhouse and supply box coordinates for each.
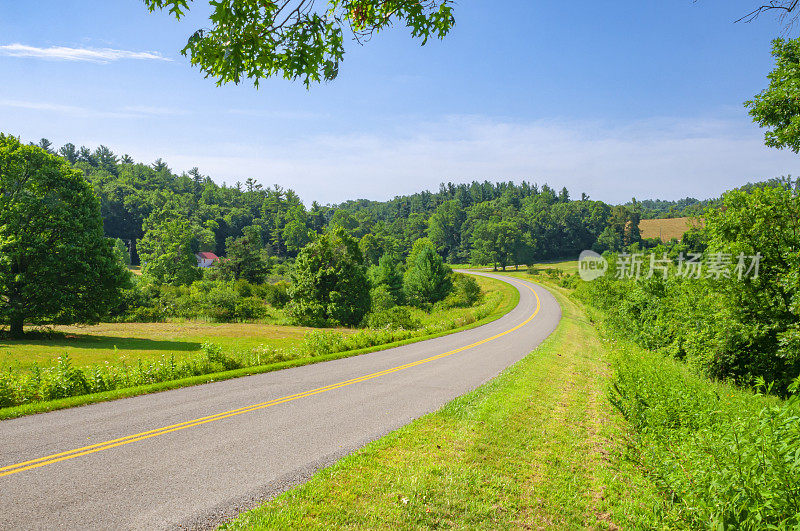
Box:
[195,251,219,268]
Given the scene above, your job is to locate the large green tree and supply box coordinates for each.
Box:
[0,135,129,337]
[403,238,452,306]
[427,199,465,262]
[144,0,455,86]
[288,227,370,326]
[703,182,800,387]
[470,219,525,271]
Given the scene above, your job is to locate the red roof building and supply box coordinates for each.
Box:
[195,252,219,268]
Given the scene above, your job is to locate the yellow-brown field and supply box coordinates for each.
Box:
[639,217,704,241]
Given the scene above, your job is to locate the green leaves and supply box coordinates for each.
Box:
[0,134,130,336]
[747,38,800,153]
[143,0,455,87]
[403,238,452,307]
[138,216,202,286]
[287,227,370,326]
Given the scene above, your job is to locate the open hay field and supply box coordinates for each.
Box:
[639,216,704,241]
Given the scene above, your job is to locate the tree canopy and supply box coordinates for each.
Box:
[403,238,452,306]
[287,227,370,325]
[144,0,455,86]
[0,135,129,337]
[746,38,800,153]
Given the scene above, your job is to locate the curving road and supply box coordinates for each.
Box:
[0,272,560,530]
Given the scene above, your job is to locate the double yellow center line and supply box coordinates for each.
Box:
[1,280,540,479]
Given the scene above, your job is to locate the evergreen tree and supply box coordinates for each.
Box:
[403,239,452,306]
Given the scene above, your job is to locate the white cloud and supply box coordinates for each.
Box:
[0,43,171,63]
[0,98,139,119]
[0,99,189,119]
[158,114,800,204]
[120,105,190,116]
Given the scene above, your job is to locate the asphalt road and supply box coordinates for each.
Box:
[0,272,561,530]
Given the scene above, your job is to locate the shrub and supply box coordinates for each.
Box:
[302,330,348,355]
[234,297,268,321]
[369,285,396,312]
[261,281,290,309]
[440,274,482,308]
[366,306,420,330]
[0,374,16,408]
[127,306,165,323]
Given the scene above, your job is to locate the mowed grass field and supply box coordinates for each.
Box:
[456,260,578,275]
[527,259,577,275]
[639,216,704,241]
[0,322,336,371]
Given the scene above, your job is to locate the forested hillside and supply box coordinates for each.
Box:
[42,139,645,270]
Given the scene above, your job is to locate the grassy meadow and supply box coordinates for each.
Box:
[0,322,329,371]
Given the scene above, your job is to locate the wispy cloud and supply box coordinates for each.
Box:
[0,98,138,119]
[0,43,171,63]
[120,105,190,116]
[0,99,185,119]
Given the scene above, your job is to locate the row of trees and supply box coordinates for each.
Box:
[287,229,457,326]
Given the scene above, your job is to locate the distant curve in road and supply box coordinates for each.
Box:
[0,272,561,530]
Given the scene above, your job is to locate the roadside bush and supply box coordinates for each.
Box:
[439,274,482,309]
[366,306,420,330]
[0,373,16,407]
[0,346,298,409]
[369,285,396,313]
[302,330,348,355]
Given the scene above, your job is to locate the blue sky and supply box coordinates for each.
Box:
[1,1,797,204]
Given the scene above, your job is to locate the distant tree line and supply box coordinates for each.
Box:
[27,138,661,273]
